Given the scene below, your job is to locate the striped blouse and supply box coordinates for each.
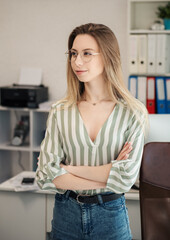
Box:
[36,100,145,195]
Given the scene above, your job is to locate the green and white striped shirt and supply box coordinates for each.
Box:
[36,100,145,195]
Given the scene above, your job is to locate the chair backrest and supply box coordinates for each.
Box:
[140,142,170,240]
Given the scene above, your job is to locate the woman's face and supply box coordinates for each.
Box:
[71,34,104,84]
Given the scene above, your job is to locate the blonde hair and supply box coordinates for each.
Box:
[60,23,149,134]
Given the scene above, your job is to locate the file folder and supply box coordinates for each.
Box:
[155,77,166,114]
[138,76,147,106]
[128,76,138,98]
[138,35,147,73]
[167,35,170,73]
[129,35,138,73]
[165,78,170,113]
[146,77,155,114]
[156,35,169,74]
[147,34,156,74]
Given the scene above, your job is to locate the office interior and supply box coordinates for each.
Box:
[0,1,170,240]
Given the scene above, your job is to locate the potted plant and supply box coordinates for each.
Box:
[156,2,170,29]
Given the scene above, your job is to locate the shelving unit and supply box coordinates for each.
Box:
[127,2,170,238]
[129,0,168,31]
[128,0,170,73]
[0,106,49,183]
[128,0,170,114]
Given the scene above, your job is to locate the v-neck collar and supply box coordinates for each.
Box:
[75,102,118,146]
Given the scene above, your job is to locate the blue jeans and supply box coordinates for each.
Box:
[50,191,132,240]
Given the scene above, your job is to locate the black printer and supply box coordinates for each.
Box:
[0,84,48,108]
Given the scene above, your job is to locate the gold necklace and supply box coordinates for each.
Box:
[83,96,110,106]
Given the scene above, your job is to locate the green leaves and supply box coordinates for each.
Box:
[156,2,170,19]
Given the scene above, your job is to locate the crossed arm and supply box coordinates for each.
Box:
[52,142,132,190]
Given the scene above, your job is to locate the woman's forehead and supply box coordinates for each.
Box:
[72,34,99,51]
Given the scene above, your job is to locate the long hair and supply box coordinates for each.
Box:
[61,23,148,133]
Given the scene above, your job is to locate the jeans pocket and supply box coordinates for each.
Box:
[55,193,67,203]
[101,196,124,211]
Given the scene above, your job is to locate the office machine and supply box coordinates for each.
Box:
[0,84,48,108]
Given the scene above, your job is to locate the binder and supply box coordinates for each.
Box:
[167,35,170,73]
[147,34,156,74]
[138,76,147,106]
[128,76,138,98]
[129,35,138,73]
[138,35,147,73]
[156,35,169,74]
[165,78,170,113]
[155,77,166,114]
[146,77,155,114]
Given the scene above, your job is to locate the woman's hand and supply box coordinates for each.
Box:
[60,163,69,170]
[116,142,133,161]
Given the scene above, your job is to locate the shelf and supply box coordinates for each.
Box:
[32,147,41,152]
[129,0,168,31]
[130,30,170,34]
[0,106,49,179]
[0,105,50,113]
[0,143,31,152]
[0,106,30,112]
[130,0,168,2]
[33,108,50,113]
[129,73,170,76]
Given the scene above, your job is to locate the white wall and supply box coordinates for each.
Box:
[0,0,128,100]
[146,115,170,143]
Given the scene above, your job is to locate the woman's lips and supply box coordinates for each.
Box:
[75,70,88,75]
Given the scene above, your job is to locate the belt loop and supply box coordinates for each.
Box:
[65,190,71,199]
[97,194,103,204]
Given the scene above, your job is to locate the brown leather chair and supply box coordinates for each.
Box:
[139,142,170,240]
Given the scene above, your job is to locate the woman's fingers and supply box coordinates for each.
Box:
[116,142,133,161]
[121,142,132,154]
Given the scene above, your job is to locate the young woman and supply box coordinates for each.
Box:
[36,23,148,240]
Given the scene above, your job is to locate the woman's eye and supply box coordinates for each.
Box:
[83,51,92,56]
[71,52,77,57]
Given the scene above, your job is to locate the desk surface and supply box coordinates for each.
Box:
[0,171,139,200]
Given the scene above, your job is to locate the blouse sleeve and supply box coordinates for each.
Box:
[106,112,146,194]
[35,106,68,193]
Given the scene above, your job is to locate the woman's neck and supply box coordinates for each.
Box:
[83,79,110,103]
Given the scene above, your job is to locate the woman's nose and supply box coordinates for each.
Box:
[74,53,84,66]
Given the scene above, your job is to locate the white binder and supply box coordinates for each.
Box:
[156,34,169,74]
[129,35,138,73]
[147,34,156,74]
[138,76,147,106]
[167,35,170,73]
[138,35,147,73]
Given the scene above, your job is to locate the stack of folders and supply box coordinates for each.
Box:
[129,34,170,74]
[128,76,170,114]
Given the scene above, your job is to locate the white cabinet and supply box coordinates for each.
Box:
[128,0,170,75]
[0,106,49,183]
[0,190,46,240]
[127,0,170,114]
